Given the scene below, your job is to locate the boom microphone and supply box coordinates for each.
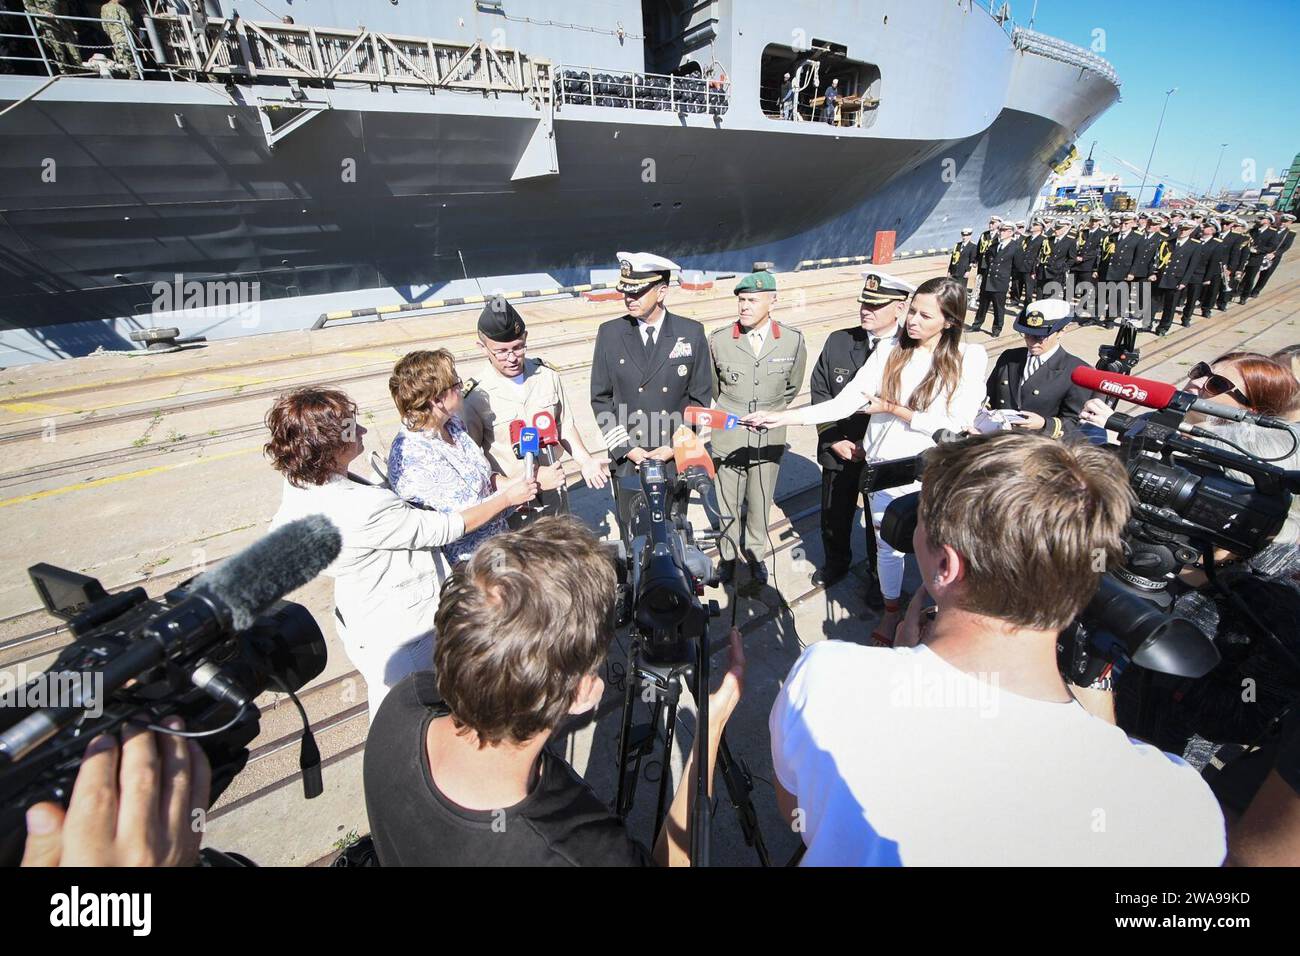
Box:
[684,406,739,430]
[193,514,343,631]
[1070,367,1290,428]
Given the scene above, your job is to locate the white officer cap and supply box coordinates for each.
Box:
[616,251,681,293]
[858,269,916,306]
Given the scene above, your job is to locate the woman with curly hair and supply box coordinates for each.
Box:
[265,386,537,717]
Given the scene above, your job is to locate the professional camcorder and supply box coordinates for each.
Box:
[873,367,1300,684]
[0,516,341,866]
[609,427,767,865]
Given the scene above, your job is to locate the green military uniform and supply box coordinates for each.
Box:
[100,1,139,79]
[24,0,81,74]
[708,271,807,568]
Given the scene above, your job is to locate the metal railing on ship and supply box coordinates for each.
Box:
[1011,27,1121,87]
[553,66,729,115]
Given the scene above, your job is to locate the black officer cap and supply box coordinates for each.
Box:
[477,294,527,342]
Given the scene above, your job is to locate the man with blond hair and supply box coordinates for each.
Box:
[769,432,1226,865]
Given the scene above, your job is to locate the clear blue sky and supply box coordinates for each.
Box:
[1022,0,1298,195]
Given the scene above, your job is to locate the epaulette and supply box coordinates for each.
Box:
[462,377,480,397]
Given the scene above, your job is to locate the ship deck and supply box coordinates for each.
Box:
[3,255,1298,866]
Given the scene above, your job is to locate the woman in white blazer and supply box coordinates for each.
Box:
[744,276,987,644]
[265,387,538,718]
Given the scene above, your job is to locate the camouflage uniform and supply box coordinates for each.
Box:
[100,1,138,78]
[22,0,81,74]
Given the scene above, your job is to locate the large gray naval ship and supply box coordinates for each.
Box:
[0,0,1119,365]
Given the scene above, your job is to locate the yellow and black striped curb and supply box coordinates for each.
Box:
[312,281,632,330]
[793,249,944,271]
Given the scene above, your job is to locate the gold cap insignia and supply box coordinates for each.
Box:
[1025,312,1045,328]
[864,274,880,291]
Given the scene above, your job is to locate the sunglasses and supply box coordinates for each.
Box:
[1188,363,1250,405]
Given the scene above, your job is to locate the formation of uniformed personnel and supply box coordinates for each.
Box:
[969,221,1016,336]
[807,270,915,604]
[1097,211,1141,328]
[23,0,81,73]
[590,251,711,539]
[100,1,139,79]
[984,298,1091,440]
[1250,212,1295,298]
[948,227,978,290]
[1011,220,1048,307]
[708,270,807,585]
[461,296,609,523]
[1154,220,1200,335]
[1041,218,1077,296]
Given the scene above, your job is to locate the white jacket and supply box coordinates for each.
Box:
[794,339,988,460]
[270,474,465,713]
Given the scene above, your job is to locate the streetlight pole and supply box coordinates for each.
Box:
[1136,87,1176,208]
[1207,142,1229,200]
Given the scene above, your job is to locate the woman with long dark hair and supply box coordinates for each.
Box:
[743,276,987,643]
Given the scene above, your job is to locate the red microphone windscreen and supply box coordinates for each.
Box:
[532,411,560,446]
[683,405,721,428]
[672,426,715,479]
[509,419,526,445]
[1069,367,1179,410]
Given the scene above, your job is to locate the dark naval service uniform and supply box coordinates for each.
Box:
[948,234,978,288]
[1251,220,1294,297]
[984,301,1090,440]
[1042,227,1077,296]
[972,231,1016,336]
[590,253,711,537]
[709,272,806,571]
[1239,221,1282,304]
[808,270,914,599]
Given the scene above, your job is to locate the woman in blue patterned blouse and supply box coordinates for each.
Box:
[388,349,525,564]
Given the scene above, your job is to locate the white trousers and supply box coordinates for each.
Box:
[344,630,435,721]
[868,481,920,602]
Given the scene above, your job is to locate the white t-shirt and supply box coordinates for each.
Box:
[769,641,1226,866]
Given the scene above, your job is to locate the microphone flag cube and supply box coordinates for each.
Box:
[520,427,541,456]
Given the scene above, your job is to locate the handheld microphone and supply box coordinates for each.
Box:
[1070,366,1290,428]
[520,427,540,479]
[672,425,715,479]
[684,405,739,431]
[509,418,526,459]
[532,411,561,447]
[671,426,728,532]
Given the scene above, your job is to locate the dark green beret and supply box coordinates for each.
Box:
[734,271,777,295]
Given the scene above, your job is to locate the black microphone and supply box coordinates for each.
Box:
[190,513,343,631]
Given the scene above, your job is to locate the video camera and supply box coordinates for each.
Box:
[873,371,1300,683]
[0,516,340,866]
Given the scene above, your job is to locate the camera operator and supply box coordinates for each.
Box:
[265,387,538,718]
[21,721,211,867]
[362,516,745,866]
[768,432,1226,865]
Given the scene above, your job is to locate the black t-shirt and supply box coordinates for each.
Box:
[363,672,652,866]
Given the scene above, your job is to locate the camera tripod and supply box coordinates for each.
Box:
[612,630,770,866]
